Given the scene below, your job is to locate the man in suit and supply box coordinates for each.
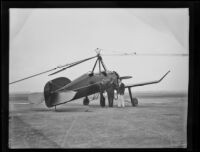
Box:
[118,79,125,108]
[106,80,115,107]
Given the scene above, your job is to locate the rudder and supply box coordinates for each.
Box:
[44,77,71,107]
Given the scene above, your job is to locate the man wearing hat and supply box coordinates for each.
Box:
[118,79,125,107]
[106,79,115,107]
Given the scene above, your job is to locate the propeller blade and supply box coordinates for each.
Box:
[119,76,132,80]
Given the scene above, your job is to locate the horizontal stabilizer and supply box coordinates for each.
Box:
[45,90,77,107]
[28,93,44,104]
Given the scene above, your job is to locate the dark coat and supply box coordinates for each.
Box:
[118,83,125,95]
[106,84,114,98]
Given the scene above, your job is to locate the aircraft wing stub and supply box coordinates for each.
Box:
[125,70,170,88]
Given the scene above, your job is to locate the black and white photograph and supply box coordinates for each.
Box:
[8,7,190,148]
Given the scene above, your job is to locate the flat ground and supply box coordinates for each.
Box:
[9,93,187,148]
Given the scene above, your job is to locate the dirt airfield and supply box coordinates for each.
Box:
[9,92,187,148]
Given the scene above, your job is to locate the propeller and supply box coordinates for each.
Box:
[119,76,132,80]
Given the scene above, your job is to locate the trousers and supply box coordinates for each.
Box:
[118,94,125,107]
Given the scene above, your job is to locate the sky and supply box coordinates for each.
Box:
[9,8,189,93]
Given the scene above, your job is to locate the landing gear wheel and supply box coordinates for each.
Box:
[83,97,90,105]
[131,98,138,107]
[100,95,105,107]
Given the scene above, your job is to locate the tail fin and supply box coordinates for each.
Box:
[44,77,72,107]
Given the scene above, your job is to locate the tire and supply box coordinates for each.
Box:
[100,94,105,107]
[83,97,89,105]
[131,98,138,107]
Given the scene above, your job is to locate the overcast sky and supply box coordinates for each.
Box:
[9,8,189,93]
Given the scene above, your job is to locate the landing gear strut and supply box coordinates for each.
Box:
[128,87,138,106]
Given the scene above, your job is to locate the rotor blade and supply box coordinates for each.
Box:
[130,53,189,56]
[51,59,88,75]
[101,52,188,56]
[48,67,68,76]
[48,55,97,76]
[56,58,85,69]
[9,55,97,84]
[9,67,58,85]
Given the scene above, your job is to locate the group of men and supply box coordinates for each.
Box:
[101,78,126,108]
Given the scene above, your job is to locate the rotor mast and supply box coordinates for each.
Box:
[91,48,107,74]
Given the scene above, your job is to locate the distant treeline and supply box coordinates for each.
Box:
[9,92,42,101]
